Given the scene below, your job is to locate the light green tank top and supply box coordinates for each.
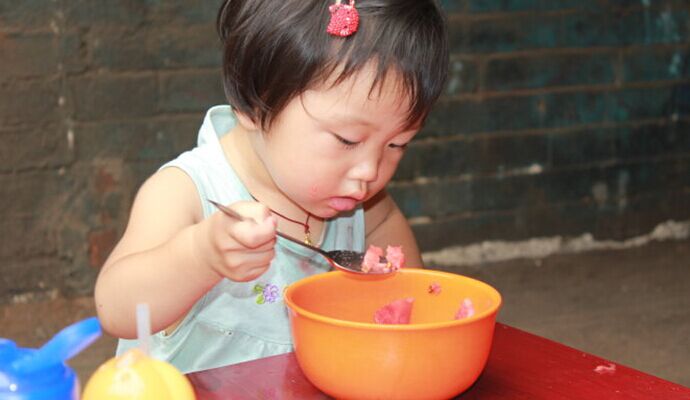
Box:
[116,105,366,373]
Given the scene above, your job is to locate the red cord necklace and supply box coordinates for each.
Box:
[251,195,313,245]
[272,208,313,245]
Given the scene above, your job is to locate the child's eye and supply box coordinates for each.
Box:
[388,142,408,150]
[333,134,360,149]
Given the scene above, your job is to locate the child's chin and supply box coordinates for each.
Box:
[316,207,343,219]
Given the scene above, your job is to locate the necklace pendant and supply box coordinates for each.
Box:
[304,235,313,246]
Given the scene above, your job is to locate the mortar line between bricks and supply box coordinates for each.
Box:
[63,67,222,80]
[458,43,690,61]
[443,78,690,101]
[0,67,224,86]
[0,157,173,175]
[446,8,579,22]
[409,197,690,227]
[417,116,690,142]
[445,2,689,22]
[69,112,207,125]
[0,27,60,35]
[388,153,690,187]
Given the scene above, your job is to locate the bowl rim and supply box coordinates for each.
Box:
[283,268,502,331]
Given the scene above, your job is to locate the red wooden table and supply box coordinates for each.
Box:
[187,323,689,399]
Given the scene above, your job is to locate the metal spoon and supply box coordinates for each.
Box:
[207,199,392,275]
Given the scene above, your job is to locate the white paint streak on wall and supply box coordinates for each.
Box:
[669,52,682,77]
[592,182,608,208]
[657,8,680,42]
[67,129,75,151]
[422,220,690,266]
[446,60,465,95]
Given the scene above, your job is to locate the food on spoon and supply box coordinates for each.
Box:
[361,245,405,273]
[374,297,414,324]
[385,245,405,269]
[361,245,385,273]
[454,298,475,319]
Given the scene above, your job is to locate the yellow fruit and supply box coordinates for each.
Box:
[82,348,195,400]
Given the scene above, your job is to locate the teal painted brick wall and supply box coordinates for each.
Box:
[399,0,690,250]
[0,0,688,301]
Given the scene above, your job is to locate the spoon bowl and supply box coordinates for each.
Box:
[207,199,393,276]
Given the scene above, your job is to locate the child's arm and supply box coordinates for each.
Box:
[94,167,277,339]
[364,190,424,268]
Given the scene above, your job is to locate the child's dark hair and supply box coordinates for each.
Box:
[217,0,448,130]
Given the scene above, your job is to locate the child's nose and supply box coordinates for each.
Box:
[349,154,379,183]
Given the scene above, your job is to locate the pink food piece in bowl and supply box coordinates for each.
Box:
[428,282,442,295]
[455,298,475,319]
[374,297,414,324]
[374,296,475,324]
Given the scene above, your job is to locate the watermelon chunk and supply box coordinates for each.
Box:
[385,245,405,270]
[361,245,386,273]
[374,297,414,324]
[454,298,475,319]
[361,245,405,273]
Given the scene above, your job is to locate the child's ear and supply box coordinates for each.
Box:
[235,110,260,132]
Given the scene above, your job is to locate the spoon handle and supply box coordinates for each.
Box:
[206,199,330,257]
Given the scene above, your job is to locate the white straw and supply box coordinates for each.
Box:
[136,303,151,355]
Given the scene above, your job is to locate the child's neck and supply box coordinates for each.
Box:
[220,125,325,243]
[221,124,276,198]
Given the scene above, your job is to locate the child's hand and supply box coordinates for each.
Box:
[194,201,277,282]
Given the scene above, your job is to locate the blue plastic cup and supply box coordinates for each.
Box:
[0,318,101,400]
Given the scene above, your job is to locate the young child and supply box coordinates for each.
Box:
[95,0,448,373]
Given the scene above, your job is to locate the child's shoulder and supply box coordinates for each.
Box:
[363,190,395,225]
[157,134,230,190]
[136,167,200,214]
[117,166,203,252]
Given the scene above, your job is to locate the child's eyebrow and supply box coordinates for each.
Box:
[308,110,375,128]
[331,114,375,127]
[329,115,422,135]
[305,101,420,132]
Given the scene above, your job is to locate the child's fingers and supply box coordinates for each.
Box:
[243,237,277,253]
[223,249,275,269]
[229,200,273,224]
[229,215,277,249]
[221,249,275,281]
[214,200,277,249]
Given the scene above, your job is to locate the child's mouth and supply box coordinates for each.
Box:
[328,197,358,211]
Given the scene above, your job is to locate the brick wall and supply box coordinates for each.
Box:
[0,1,688,303]
[401,0,690,250]
[0,1,226,303]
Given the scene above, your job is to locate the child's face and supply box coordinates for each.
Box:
[254,64,418,218]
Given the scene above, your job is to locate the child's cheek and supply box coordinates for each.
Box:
[309,184,320,199]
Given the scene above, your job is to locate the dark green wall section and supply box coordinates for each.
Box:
[396,0,690,250]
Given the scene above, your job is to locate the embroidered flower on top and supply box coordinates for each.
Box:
[254,283,280,304]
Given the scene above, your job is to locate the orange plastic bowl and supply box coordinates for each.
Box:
[284,268,502,400]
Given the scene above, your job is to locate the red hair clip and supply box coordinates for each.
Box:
[327,0,359,37]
